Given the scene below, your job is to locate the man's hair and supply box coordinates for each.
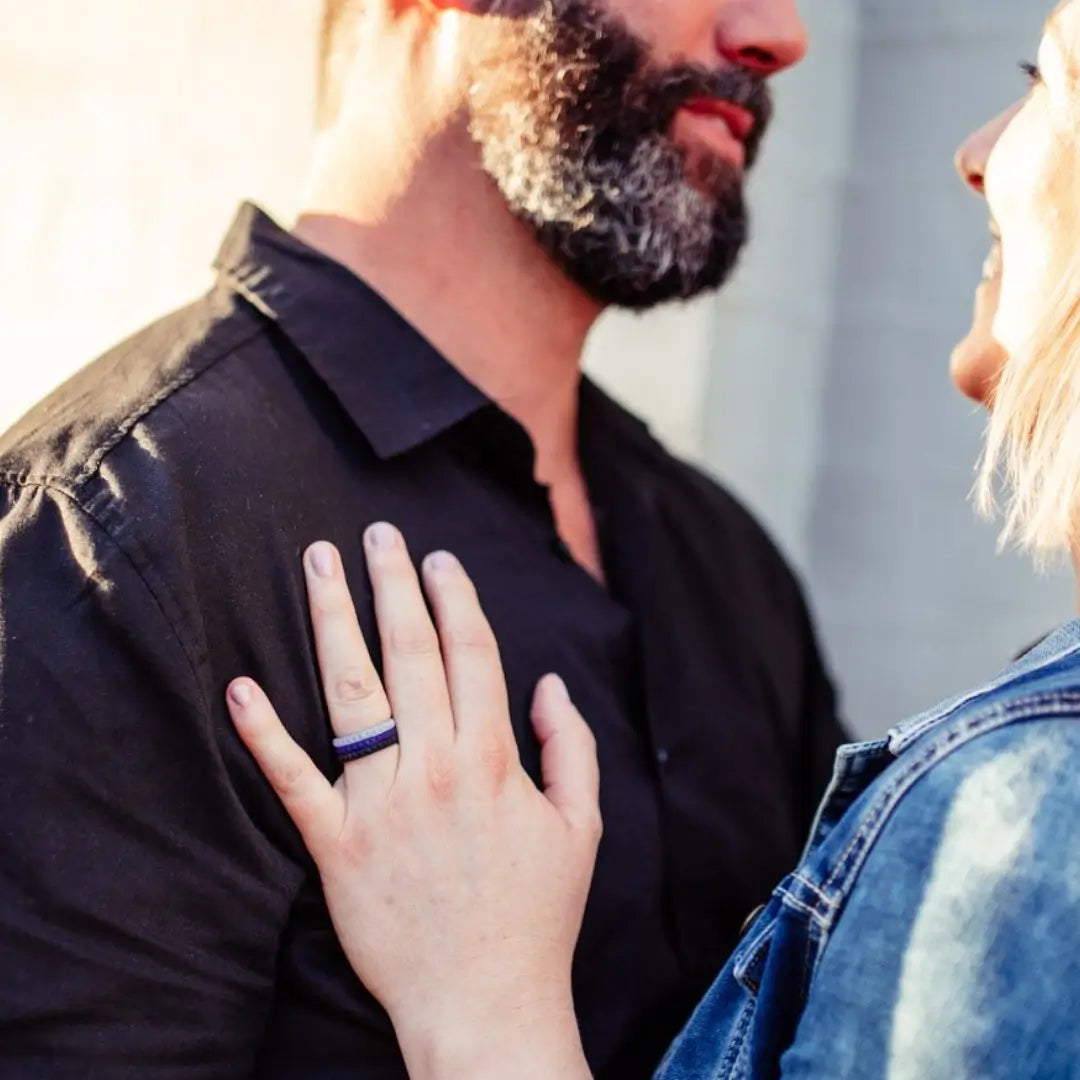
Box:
[318,0,363,129]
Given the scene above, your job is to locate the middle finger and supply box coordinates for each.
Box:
[421,551,513,752]
[364,523,455,755]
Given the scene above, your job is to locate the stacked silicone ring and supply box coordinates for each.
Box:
[333,719,400,763]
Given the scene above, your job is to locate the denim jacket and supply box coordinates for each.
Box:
[655,618,1080,1080]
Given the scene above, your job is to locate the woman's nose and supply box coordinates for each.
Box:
[955,101,1024,195]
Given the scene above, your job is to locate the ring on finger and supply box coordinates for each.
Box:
[333,719,399,763]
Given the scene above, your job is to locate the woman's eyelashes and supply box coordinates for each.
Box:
[1019,59,1042,88]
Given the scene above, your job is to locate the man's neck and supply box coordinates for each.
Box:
[294,121,603,485]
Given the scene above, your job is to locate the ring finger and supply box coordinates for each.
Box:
[303,541,399,785]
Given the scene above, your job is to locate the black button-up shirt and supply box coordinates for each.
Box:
[0,204,844,1079]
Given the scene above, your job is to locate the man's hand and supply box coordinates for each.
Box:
[225,523,598,1080]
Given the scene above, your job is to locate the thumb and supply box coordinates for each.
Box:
[530,674,601,835]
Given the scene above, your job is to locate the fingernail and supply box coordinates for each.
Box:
[544,674,570,702]
[425,550,459,573]
[307,542,336,579]
[229,680,253,707]
[366,522,399,549]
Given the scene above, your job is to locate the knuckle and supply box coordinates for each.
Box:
[424,753,458,804]
[582,807,604,844]
[476,734,513,787]
[271,758,308,800]
[337,824,375,871]
[309,589,345,622]
[388,622,439,657]
[442,622,497,654]
[331,667,381,707]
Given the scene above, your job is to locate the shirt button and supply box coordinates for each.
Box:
[739,904,767,936]
[656,747,670,767]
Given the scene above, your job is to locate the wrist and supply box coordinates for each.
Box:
[393,993,591,1080]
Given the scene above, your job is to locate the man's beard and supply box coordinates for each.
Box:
[466,0,772,310]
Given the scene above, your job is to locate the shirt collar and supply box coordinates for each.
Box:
[213,202,489,459]
[213,202,655,466]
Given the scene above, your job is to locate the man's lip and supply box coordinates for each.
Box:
[680,98,755,142]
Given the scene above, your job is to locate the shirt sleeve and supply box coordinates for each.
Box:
[779,716,1080,1079]
[0,482,304,1076]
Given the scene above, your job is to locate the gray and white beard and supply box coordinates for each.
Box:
[466,0,757,310]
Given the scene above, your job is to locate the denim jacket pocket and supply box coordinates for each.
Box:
[661,880,819,1080]
[654,914,777,1080]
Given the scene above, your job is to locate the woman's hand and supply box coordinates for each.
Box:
[225,524,599,1080]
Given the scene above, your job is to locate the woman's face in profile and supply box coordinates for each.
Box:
[986,0,1080,361]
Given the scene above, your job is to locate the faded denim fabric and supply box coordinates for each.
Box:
[656,618,1080,1080]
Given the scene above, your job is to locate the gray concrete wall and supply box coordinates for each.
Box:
[700,0,1072,735]
[1,0,1071,739]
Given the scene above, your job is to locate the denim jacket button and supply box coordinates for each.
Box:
[739,903,767,937]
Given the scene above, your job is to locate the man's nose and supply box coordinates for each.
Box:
[955,101,1024,195]
[715,0,809,77]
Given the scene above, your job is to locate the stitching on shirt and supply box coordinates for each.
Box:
[0,478,205,695]
[79,324,264,484]
[222,265,281,322]
[820,693,1080,904]
[0,320,267,491]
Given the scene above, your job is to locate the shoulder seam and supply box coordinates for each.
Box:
[819,693,1080,913]
[0,477,207,698]
[0,318,267,491]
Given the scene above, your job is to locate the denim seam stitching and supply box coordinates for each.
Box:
[806,913,831,987]
[892,648,1080,748]
[819,692,1080,907]
[790,871,836,911]
[712,994,756,1078]
[778,889,830,931]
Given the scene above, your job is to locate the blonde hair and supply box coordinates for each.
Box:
[975,38,1080,562]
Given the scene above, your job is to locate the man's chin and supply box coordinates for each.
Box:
[545,242,738,311]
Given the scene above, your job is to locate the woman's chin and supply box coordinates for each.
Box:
[950,326,1006,407]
